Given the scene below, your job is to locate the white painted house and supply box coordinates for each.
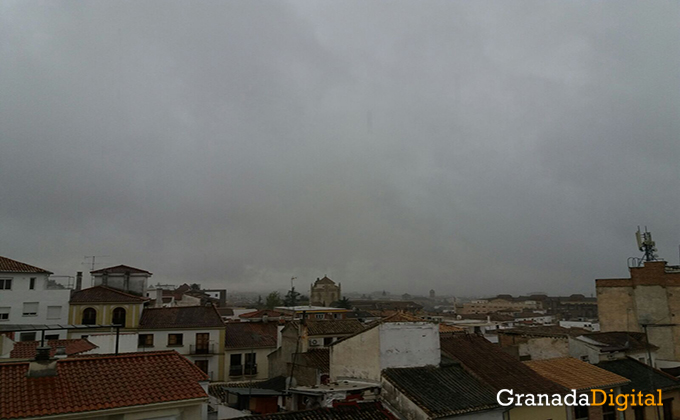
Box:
[0,255,71,340]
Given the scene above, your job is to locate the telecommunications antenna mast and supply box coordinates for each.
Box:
[633,226,660,266]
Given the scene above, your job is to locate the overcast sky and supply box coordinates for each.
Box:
[1,1,678,297]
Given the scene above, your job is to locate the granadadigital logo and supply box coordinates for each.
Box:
[497,389,663,411]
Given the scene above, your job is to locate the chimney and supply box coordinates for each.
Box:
[26,346,58,378]
[75,272,82,291]
[263,314,269,323]
[54,346,67,359]
[156,287,163,308]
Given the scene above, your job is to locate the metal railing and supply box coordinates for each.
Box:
[229,364,243,376]
[190,343,215,355]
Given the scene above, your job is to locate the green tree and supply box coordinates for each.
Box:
[283,288,301,307]
[265,292,283,309]
[190,283,201,291]
[335,297,352,309]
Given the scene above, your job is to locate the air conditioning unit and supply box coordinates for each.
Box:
[309,339,321,347]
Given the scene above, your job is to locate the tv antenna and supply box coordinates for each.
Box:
[83,256,109,286]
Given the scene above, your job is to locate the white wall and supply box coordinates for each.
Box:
[137,328,222,378]
[86,332,139,354]
[0,272,71,340]
[379,322,440,370]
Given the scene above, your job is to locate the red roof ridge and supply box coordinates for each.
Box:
[0,255,52,274]
[91,264,152,274]
[71,285,150,302]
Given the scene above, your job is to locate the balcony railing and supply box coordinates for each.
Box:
[229,364,258,377]
[245,364,258,376]
[190,344,215,355]
[229,364,243,377]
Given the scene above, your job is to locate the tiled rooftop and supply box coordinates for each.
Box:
[9,339,97,359]
[498,325,589,338]
[383,365,500,418]
[598,358,680,393]
[139,305,225,329]
[240,309,286,319]
[90,265,152,274]
[304,319,366,336]
[440,334,566,395]
[524,357,630,391]
[0,351,208,419]
[225,321,278,349]
[231,402,396,420]
[580,331,658,352]
[70,285,149,304]
[299,348,330,372]
[0,256,51,274]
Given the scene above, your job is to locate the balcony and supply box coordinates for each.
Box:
[190,344,215,355]
[229,364,243,377]
[244,364,258,376]
[229,364,258,377]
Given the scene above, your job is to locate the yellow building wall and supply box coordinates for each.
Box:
[507,405,568,420]
[68,303,143,328]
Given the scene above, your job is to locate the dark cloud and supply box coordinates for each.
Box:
[1,1,678,296]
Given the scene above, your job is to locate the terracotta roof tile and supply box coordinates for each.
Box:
[440,334,566,395]
[524,357,630,391]
[139,306,224,329]
[225,322,278,349]
[0,351,207,419]
[304,319,365,336]
[0,256,51,274]
[232,402,396,420]
[90,265,152,274]
[10,339,97,359]
[299,348,330,372]
[240,309,285,319]
[70,285,149,304]
[498,325,589,338]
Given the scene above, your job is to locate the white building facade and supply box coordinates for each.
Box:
[0,256,71,340]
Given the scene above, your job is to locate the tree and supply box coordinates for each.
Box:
[256,295,264,309]
[190,283,201,291]
[265,292,282,309]
[335,297,352,309]
[283,288,301,307]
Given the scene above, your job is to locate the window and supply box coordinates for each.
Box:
[47,306,61,320]
[195,360,209,375]
[82,307,97,325]
[229,354,243,376]
[334,313,342,319]
[0,307,9,321]
[29,278,35,290]
[245,352,257,375]
[574,400,589,420]
[45,334,60,340]
[633,406,645,419]
[168,334,183,346]
[324,337,334,346]
[138,334,154,347]
[0,279,11,290]
[19,332,36,342]
[22,302,38,316]
[315,314,325,320]
[663,398,673,420]
[112,307,126,326]
[602,403,616,420]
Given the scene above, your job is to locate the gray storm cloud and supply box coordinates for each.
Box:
[1,1,678,296]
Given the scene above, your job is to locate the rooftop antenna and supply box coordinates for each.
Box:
[633,227,660,266]
[83,255,109,286]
